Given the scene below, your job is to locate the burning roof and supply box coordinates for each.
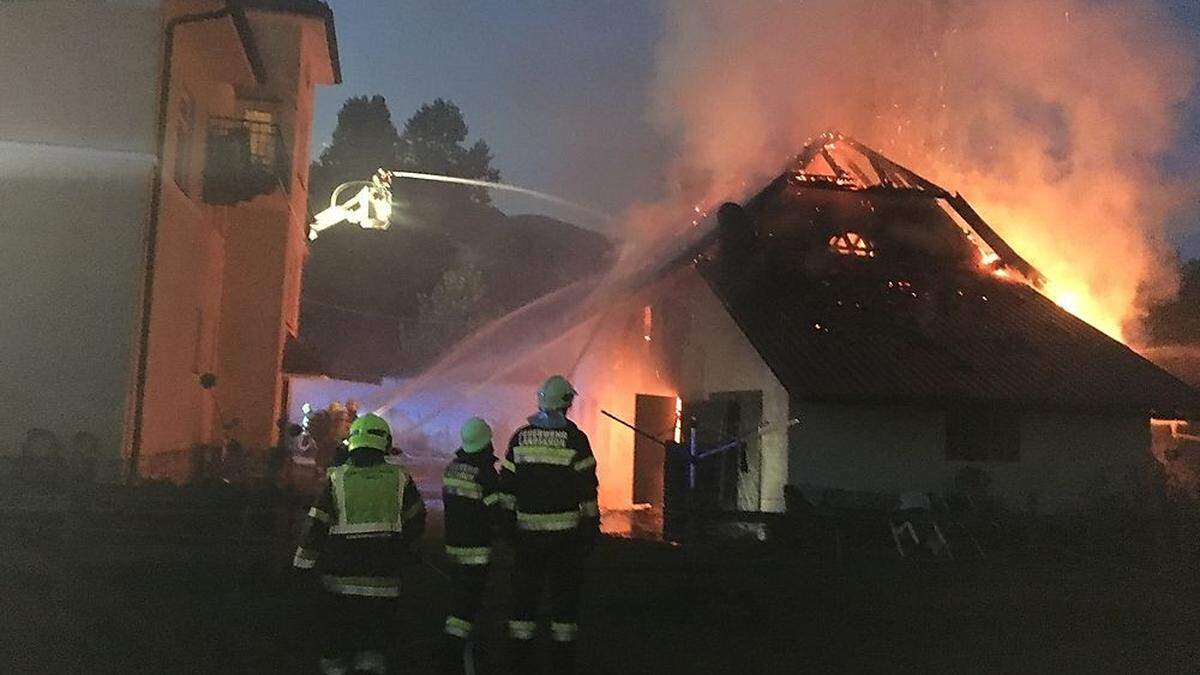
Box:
[697,133,1200,419]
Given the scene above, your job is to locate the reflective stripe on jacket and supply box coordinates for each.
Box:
[496,419,599,534]
[293,450,426,594]
[442,448,499,565]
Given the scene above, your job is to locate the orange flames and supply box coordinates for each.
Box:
[960,204,1128,342]
[959,195,1136,343]
[648,0,1196,347]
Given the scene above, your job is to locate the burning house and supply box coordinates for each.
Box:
[290,132,1200,524]
[618,133,1200,518]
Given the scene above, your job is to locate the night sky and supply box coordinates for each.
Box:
[313,1,1200,259]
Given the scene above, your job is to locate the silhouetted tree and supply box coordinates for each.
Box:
[402,257,493,364]
[300,96,610,377]
[1147,259,1200,345]
[308,95,402,214]
[395,98,500,208]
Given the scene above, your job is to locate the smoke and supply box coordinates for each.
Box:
[648,0,1198,341]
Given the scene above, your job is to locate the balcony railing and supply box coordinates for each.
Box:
[202,116,291,205]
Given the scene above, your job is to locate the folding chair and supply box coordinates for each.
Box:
[889,491,951,559]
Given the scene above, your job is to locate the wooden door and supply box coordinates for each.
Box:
[633,394,676,507]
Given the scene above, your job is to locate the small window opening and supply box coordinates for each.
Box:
[242,108,276,166]
[828,231,875,257]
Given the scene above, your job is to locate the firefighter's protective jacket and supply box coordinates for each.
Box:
[293,449,426,597]
[496,415,599,535]
[442,447,500,565]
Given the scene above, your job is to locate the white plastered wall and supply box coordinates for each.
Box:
[674,274,791,512]
[790,402,1152,513]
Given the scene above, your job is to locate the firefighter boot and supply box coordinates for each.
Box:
[319,657,349,675]
[352,650,386,674]
[507,637,537,675]
[439,634,466,675]
[550,639,577,675]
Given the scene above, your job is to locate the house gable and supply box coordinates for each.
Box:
[697,134,1200,419]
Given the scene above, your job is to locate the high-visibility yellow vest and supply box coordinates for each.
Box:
[327,463,413,535]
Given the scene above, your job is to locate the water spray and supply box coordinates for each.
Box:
[388,171,611,222]
[308,169,609,240]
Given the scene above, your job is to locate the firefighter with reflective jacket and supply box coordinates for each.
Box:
[496,375,600,674]
[440,416,501,673]
[293,413,427,675]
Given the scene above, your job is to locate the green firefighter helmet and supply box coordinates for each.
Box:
[460,417,493,453]
[346,412,392,451]
[537,375,577,412]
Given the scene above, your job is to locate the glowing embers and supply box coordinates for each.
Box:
[828,231,876,258]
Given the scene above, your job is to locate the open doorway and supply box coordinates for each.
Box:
[633,394,676,507]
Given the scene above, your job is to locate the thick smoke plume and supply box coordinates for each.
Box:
[649,0,1197,341]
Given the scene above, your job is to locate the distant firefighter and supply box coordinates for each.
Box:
[293,413,427,675]
[440,417,501,674]
[496,375,600,674]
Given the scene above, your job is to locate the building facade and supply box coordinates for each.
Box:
[0,0,339,479]
[640,136,1200,516]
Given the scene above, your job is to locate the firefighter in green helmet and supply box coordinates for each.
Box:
[439,417,501,674]
[495,375,600,674]
[293,413,427,675]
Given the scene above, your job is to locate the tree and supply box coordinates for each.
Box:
[396,98,500,207]
[402,257,493,365]
[308,95,401,214]
[1146,259,1200,345]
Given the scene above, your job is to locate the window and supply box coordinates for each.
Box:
[173,95,195,194]
[242,108,275,166]
[946,407,1020,462]
[828,231,876,257]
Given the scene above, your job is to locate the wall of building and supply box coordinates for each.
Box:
[214,202,293,452]
[673,274,791,512]
[140,7,332,476]
[0,1,159,456]
[205,12,329,457]
[138,19,248,474]
[1009,412,1151,512]
[789,402,947,497]
[789,402,1152,513]
[0,1,334,473]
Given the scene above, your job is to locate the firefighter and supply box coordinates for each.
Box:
[440,417,501,674]
[496,375,599,674]
[293,413,427,675]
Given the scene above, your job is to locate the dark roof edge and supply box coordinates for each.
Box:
[237,0,342,84]
[226,2,267,84]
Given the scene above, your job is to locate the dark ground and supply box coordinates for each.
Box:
[2,505,1199,674]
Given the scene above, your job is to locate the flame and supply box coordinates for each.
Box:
[960,196,1132,342]
[1042,280,1125,341]
[650,0,1195,348]
[960,207,1126,341]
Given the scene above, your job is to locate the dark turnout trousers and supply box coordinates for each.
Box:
[441,563,490,674]
[315,593,397,674]
[445,563,490,637]
[507,531,586,674]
